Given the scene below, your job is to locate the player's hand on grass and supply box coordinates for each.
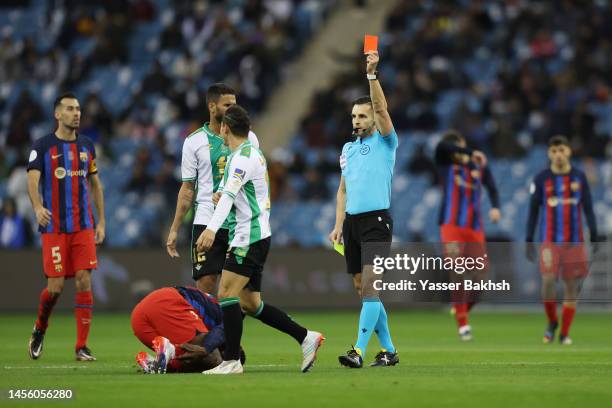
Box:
[35,206,52,227]
[95,222,105,245]
[196,229,216,252]
[471,150,488,167]
[176,343,208,359]
[366,51,379,74]
[212,192,222,205]
[166,229,180,258]
[328,227,343,245]
[489,208,500,223]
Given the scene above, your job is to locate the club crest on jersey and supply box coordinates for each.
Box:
[80,152,88,162]
[54,167,66,179]
[570,181,580,192]
[470,169,481,179]
[233,168,245,180]
[217,157,227,174]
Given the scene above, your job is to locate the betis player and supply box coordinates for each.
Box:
[27,93,106,361]
[166,83,259,294]
[434,130,500,341]
[526,135,600,345]
[196,105,324,374]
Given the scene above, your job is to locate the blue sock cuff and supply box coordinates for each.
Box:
[362,298,381,303]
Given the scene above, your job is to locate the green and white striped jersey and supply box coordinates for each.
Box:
[181,123,259,227]
[217,140,271,247]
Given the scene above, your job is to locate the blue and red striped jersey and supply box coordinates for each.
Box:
[526,168,597,243]
[435,142,500,231]
[27,133,98,234]
[174,286,224,353]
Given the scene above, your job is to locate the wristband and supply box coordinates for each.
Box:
[367,73,377,80]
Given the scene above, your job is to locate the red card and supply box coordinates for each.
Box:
[363,34,378,54]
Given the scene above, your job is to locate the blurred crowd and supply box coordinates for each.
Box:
[0,0,334,247]
[2,0,611,247]
[269,0,612,201]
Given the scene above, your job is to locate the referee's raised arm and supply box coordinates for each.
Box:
[366,51,393,136]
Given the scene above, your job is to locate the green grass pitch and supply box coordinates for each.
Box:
[1,311,611,407]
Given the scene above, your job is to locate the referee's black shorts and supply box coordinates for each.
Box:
[342,209,393,275]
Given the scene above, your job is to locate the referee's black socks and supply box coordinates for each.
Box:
[253,302,307,344]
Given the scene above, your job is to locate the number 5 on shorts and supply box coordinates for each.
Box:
[52,246,62,264]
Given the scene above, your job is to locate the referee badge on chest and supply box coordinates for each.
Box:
[360,145,370,155]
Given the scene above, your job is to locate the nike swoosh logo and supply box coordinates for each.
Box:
[51,154,63,159]
[89,261,97,265]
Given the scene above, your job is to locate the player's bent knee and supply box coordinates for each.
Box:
[196,276,217,294]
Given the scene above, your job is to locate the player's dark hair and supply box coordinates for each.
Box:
[54,92,78,110]
[223,105,250,137]
[207,83,236,104]
[441,129,465,145]
[351,95,372,108]
[548,135,570,147]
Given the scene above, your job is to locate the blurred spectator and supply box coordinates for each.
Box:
[301,168,329,201]
[79,92,114,144]
[152,155,180,201]
[0,197,32,249]
[6,91,44,149]
[407,143,438,185]
[125,148,153,194]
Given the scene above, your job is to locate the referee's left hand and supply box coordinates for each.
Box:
[196,228,216,253]
[95,223,105,245]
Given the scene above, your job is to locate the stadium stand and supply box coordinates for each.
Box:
[0,0,610,248]
[0,0,336,247]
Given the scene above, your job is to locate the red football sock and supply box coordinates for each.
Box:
[454,303,468,327]
[560,304,576,337]
[167,358,183,373]
[543,300,558,324]
[75,291,93,350]
[35,288,59,332]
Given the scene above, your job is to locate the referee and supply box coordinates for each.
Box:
[329,51,399,368]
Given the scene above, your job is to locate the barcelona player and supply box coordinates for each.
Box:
[526,135,600,345]
[434,130,500,341]
[131,286,244,373]
[27,93,106,361]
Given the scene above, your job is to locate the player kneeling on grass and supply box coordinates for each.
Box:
[196,105,324,374]
[131,286,244,373]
